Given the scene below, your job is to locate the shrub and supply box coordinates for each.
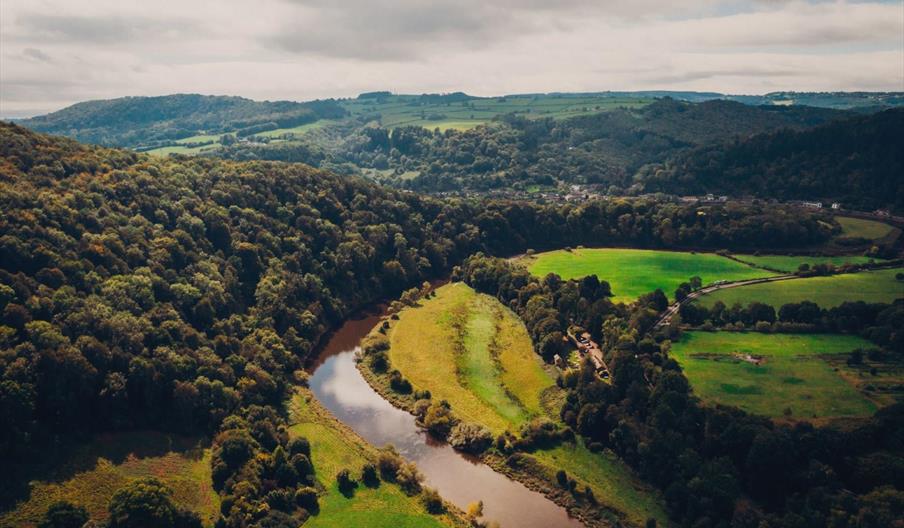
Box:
[295,487,318,510]
[754,321,772,333]
[448,422,493,454]
[421,401,455,438]
[370,351,388,373]
[556,469,568,488]
[396,462,423,495]
[39,501,88,528]
[290,453,313,477]
[336,468,357,493]
[378,448,403,480]
[389,370,412,393]
[108,477,201,528]
[362,463,379,486]
[421,487,445,514]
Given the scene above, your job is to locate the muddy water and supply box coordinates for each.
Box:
[308,309,584,528]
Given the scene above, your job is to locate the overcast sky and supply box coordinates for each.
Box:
[1,0,902,117]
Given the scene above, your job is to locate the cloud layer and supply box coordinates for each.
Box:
[1,0,902,117]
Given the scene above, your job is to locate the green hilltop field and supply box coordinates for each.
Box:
[524,248,777,303]
[670,331,879,419]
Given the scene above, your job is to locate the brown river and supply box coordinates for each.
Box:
[307,308,585,528]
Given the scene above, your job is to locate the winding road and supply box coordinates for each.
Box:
[653,274,798,329]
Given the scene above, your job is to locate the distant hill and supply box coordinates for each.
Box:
[268,97,848,192]
[640,108,904,212]
[18,94,346,148]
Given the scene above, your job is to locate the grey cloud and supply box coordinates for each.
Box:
[22,48,53,63]
[269,1,532,60]
[17,14,202,45]
[647,68,803,84]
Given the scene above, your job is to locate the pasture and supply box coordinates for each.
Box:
[528,442,668,528]
[385,283,666,525]
[288,390,460,528]
[340,93,653,129]
[730,254,880,273]
[0,432,219,527]
[524,248,776,303]
[669,331,878,419]
[387,282,554,433]
[836,216,898,240]
[697,268,904,308]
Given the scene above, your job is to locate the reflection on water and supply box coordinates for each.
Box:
[308,310,584,528]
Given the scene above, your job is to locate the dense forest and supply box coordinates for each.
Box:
[639,109,904,212]
[0,122,842,526]
[456,255,903,528]
[18,95,347,149]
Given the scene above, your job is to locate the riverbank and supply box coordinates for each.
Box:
[357,283,668,528]
[287,386,469,528]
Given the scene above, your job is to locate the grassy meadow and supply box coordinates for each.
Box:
[836,216,899,240]
[524,248,776,303]
[340,94,653,129]
[527,441,668,528]
[383,282,666,526]
[388,282,554,433]
[0,432,219,527]
[670,331,878,419]
[697,268,904,308]
[730,254,880,273]
[288,389,462,528]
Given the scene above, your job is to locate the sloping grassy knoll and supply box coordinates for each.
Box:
[287,389,463,528]
[387,282,552,433]
[524,248,775,302]
[670,331,878,419]
[0,432,219,527]
[697,268,904,308]
[731,254,880,273]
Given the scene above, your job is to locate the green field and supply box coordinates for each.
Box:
[525,248,776,303]
[836,216,898,240]
[388,282,554,433]
[340,94,652,129]
[146,143,222,156]
[288,389,461,528]
[0,432,219,527]
[670,331,879,418]
[385,283,666,526]
[528,441,668,528]
[254,120,331,138]
[698,268,904,308]
[731,254,879,273]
